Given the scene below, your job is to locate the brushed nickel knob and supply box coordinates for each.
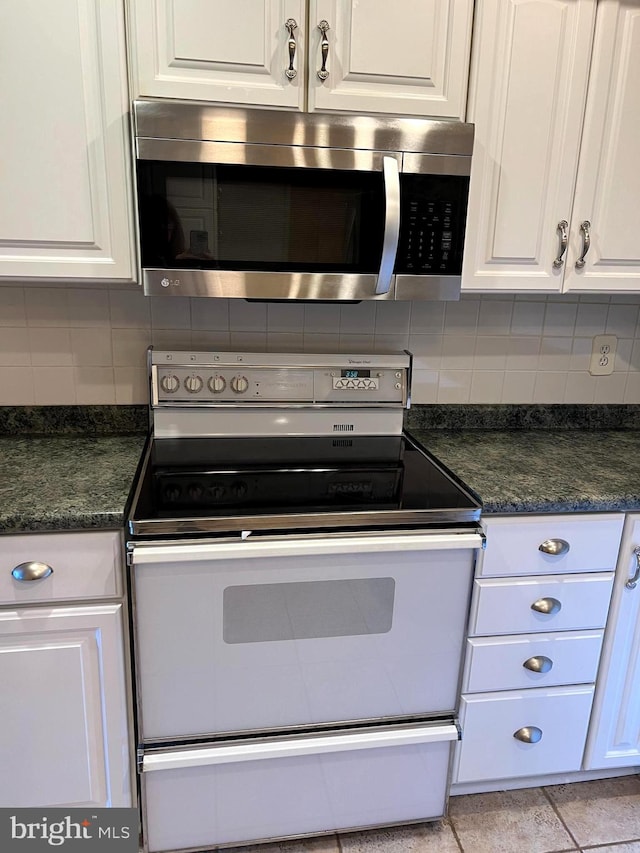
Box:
[11,561,54,582]
[523,655,553,673]
[513,726,542,744]
[531,597,562,615]
[539,538,570,556]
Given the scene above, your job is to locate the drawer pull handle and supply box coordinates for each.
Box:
[626,547,640,590]
[513,726,543,744]
[523,655,553,673]
[11,561,54,582]
[539,538,570,556]
[531,597,562,615]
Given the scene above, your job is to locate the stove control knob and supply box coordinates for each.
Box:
[230,375,249,394]
[231,481,248,498]
[160,374,180,394]
[208,374,226,394]
[188,483,204,501]
[164,483,181,502]
[184,374,203,394]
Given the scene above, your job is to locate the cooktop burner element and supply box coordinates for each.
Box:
[128,350,481,536]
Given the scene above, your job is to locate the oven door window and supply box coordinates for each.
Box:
[137,161,385,272]
[223,578,395,644]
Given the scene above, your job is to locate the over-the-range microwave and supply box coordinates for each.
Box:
[133,101,474,302]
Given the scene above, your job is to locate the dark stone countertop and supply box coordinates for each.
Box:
[409,428,640,515]
[0,406,148,534]
[0,435,147,534]
[3,403,640,533]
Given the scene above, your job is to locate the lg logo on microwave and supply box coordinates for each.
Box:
[160,277,181,288]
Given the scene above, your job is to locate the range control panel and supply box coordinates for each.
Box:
[151,351,411,406]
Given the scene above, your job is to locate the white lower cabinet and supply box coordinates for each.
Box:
[453,513,623,787]
[0,531,132,808]
[585,513,640,769]
[457,686,595,783]
[464,630,604,694]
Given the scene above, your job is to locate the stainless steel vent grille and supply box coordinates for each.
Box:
[333,424,354,432]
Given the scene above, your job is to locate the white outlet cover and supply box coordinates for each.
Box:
[589,334,617,376]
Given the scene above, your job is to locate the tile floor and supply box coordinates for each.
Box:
[226,775,640,853]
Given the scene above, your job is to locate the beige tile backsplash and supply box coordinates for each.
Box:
[1,284,640,405]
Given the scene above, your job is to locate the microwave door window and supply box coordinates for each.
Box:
[137,161,385,273]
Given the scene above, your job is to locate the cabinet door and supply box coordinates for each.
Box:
[0,604,131,808]
[308,0,473,117]
[461,0,596,292]
[129,0,305,109]
[584,514,640,769]
[564,1,640,292]
[0,0,135,281]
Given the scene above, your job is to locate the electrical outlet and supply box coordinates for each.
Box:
[589,334,617,376]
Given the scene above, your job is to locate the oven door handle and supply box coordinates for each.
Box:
[141,722,459,772]
[129,532,483,565]
[375,155,401,295]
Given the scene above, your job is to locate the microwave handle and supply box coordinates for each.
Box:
[376,156,401,295]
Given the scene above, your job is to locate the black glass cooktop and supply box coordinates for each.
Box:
[128,433,481,536]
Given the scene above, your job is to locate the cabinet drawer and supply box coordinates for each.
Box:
[478,514,624,577]
[470,572,614,636]
[455,685,594,783]
[463,629,604,693]
[0,532,122,605]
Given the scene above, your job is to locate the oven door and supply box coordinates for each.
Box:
[136,140,400,300]
[130,531,481,742]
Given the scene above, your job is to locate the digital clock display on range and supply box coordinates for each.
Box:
[341,369,371,379]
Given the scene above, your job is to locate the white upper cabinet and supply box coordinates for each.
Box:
[307,0,473,117]
[0,0,136,282]
[462,0,640,294]
[128,0,474,118]
[462,0,597,292]
[563,1,640,292]
[128,0,306,109]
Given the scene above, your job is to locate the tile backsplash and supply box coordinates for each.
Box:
[2,284,640,406]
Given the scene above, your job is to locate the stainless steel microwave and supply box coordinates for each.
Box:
[133,101,474,301]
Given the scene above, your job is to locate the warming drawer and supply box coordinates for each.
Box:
[140,721,458,851]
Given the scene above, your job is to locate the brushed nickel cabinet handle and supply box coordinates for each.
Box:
[575,220,591,268]
[514,726,543,744]
[11,561,54,582]
[626,547,640,590]
[523,655,553,673]
[553,220,569,268]
[539,538,570,556]
[285,18,298,79]
[531,597,562,615]
[317,20,330,80]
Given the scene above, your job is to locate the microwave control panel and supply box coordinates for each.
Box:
[152,352,410,406]
[396,174,469,275]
